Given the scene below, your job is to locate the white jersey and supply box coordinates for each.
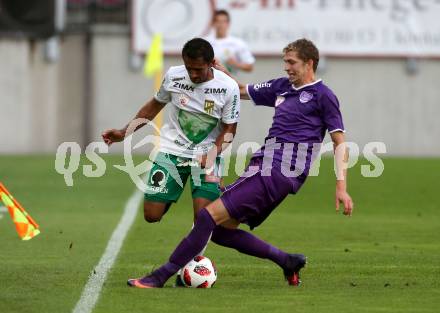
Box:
[206,35,255,73]
[154,65,240,158]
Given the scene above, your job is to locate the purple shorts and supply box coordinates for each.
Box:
[221,157,306,229]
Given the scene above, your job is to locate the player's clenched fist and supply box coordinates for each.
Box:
[102,129,125,146]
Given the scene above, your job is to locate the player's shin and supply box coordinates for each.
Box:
[175,222,212,286]
[169,208,216,266]
[145,208,216,287]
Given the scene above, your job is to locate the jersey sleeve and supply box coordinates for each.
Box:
[221,83,241,124]
[321,92,345,133]
[154,69,171,104]
[246,79,277,107]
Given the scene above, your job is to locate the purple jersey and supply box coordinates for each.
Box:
[221,79,345,229]
[247,78,344,143]
[246,78,345,177]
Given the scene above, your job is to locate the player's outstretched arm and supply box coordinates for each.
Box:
[331,131,354,216]
[213,59,250,100]
[102,98,165,146]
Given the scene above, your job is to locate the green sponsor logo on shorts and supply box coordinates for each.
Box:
[146,169,169,193]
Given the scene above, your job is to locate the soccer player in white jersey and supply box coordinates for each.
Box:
[102,39,240,282]
[206,9,255,74]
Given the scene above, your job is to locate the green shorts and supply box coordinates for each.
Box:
[144,152,222,203]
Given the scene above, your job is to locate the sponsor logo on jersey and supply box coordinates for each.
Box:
[179,93,189,106]
[174,139,186,147]
[253,82,271,90]
[299,91,313,103]
[275,96,285,107]
[204,87,227,94]
[173,81,195,92]
[204,100,215,115]
[230,94,238,119]
[172,76,185,82]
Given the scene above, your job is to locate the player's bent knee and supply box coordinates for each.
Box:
[143,201,168,223]
[211,226,236,247]
[205,199,231,225]
[143,211,162,223]
[220,218,240,229]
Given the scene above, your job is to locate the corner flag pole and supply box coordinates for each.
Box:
[143,34,164,145]
[0,182,40,240]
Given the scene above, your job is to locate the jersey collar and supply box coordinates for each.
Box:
[291,79,322,91]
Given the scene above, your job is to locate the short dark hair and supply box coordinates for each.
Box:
[182,38,215,64]
[213,9,230,22]
[283,38,320,72]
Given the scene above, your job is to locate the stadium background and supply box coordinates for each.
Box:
[1,0,439,155]
[1,2,439,313]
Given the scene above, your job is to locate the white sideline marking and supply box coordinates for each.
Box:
[72,189,143,313]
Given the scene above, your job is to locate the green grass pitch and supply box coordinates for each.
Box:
[0,155,439,313]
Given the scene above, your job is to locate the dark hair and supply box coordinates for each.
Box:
[213,9,230,22]
[283,38,320,72]
[182,38,214,63]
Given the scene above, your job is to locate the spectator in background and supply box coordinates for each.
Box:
[206,9,255,74]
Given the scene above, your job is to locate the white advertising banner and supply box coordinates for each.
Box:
[132,0,215,54]
[133,0,440,57]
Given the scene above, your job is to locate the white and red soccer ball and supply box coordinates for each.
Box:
[181,256,217,288]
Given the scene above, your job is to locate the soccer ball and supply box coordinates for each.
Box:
[181,256,217,288]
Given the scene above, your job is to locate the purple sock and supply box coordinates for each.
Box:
[211,226,289,268]
[146,208,216,286]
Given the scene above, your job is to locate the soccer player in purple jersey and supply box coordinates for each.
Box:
[127,38,354,288]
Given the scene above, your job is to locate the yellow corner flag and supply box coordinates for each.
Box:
[0,182,40,240]
[143,33,163,78]
[143,33,165,144]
